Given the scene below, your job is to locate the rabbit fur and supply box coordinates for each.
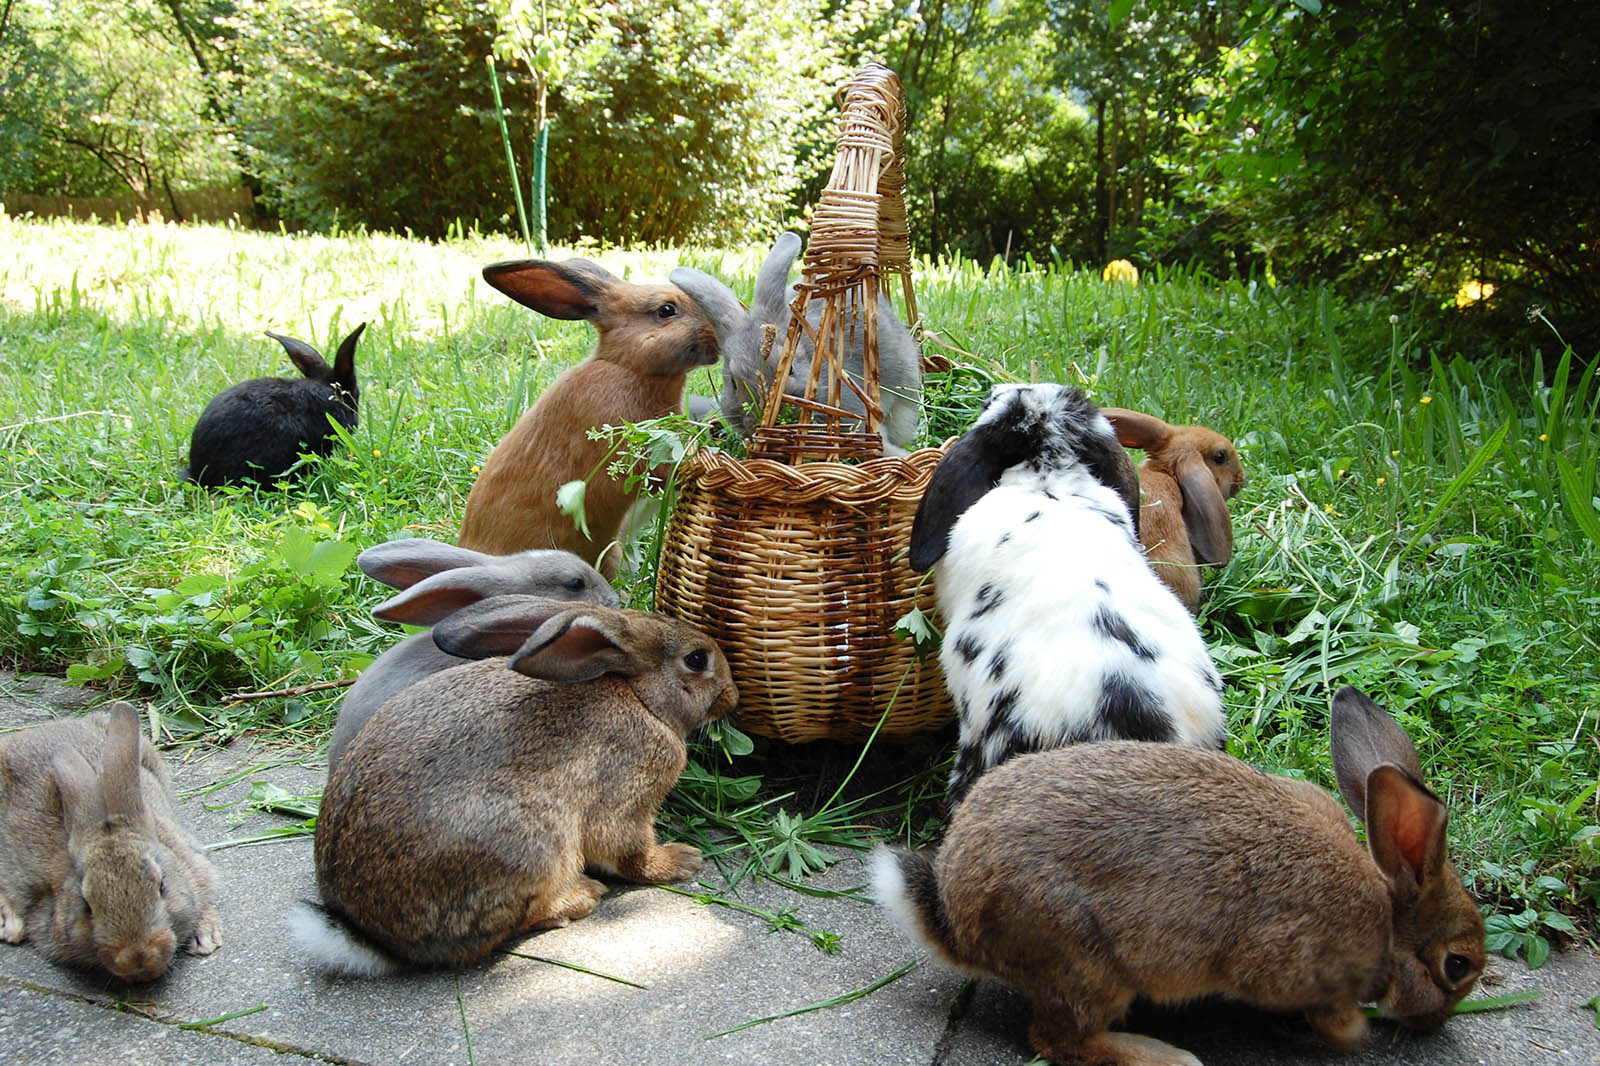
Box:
[1100,407,1246,612]
[292,595,736,975]
[669,231,923,455]
[327,538,619,775]
[0,703,221,982]
[909,383,1226,807]
[457,258,719,577]
[871,685,1487,1066]
[184,323,365,487]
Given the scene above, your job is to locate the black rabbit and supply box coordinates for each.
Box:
[184,323,365,487]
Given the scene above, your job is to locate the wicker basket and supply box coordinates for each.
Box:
[654,65,953,742]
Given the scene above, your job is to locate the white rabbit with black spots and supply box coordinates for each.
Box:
[909,383,1226,806]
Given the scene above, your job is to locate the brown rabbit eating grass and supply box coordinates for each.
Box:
[291,595,736,976]
[872,686,1486,1066]
[1099,407,1245,612]
[0,702,221,983]
[458,258,720,578]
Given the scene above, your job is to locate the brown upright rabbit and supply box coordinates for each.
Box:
[0,703,222,982]
[872,685,1486,1066]
[291,595,736,975]
[1099,407,1245,612]
[458,259,720,577]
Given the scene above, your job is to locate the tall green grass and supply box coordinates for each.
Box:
[1,214,1595,953]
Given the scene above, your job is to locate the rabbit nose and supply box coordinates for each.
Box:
[103,929,177,982]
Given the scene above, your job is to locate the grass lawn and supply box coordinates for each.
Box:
[1,212,1595,965]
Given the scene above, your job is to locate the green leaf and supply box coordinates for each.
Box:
[1451,989,1541,1014]
[1556,456,1600,547]
[1525,934,1550,969]
[1291,0,1323,14]
[893,607,941,656]
[66,657,127,683]
[1108,0,1137,27]
[557,479,591,538]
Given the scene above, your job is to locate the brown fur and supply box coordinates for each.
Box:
[877,686,1484,1066]
[312,598,736,969]
[458,259,719,576]
[1099,408,1246,611]
[0,704,221,982]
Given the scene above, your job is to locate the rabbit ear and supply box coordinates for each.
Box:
[1081,415,1143,536]
[668,268,748,341]
[331,322,366,384]
[910,413,1036,572]
[752,232,803,321]
[1099,407,1172,452]
[482,259,616,321]
[372,566,509,625]
[1364,764,1449,891]
[100,703,146,822]
[1175,450,1233,564]
[266,332,332,379]
[52,748,104,838]
[509,609,649,684]
[1330,686,1428,818]
[357,539,498,589]
[430,595,573,660]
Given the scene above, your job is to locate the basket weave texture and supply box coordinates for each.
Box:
[655,65,952,742]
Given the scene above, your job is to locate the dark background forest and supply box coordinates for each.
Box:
[3,0,1596,348]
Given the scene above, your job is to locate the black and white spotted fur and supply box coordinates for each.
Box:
[909,383,1226,806]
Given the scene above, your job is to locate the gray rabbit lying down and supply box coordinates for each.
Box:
[671,231,923,454]
[291,596,737,974]
[0,703,221,982]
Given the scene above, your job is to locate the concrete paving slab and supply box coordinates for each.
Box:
[2,673,1596,1066]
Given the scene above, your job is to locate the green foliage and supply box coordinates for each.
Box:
[0,0,236,199]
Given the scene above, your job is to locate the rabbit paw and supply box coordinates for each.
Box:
[187,907,223,955]
[526,876,609,931]
[1060,1032,1203,1066]
[1305,1003,1369,1051]
[0,895,23,943]
[621,842,702,884]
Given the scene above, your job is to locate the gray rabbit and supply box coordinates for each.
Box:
[671,232,923,454]
[328,538,619,773]
[0,703,221,982]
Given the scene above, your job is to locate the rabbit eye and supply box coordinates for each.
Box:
[656,302,679,320]
[684,649,709,671]
[563,576,586,590]
[1210,450,1228,465]
[1442,952,1473,984]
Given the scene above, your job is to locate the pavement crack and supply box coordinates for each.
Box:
[928,976,977,1066]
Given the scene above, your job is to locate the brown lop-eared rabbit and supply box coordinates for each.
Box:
[1099,407,1245,612]
[291,595,736,975]
[872,685,1486,1066]
[457,259,720,577]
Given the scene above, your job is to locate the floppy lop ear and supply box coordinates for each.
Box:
[481,259,617,321]
[357,538,497,590]
[508,610,652,683]
[1176,450,1234,565]
[1098,407,1172,452]
[430,595,574,660]
[909,414,1036,572]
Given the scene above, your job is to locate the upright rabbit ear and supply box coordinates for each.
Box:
[1330,686,1429,820]
[1364,764,1449,892]
[668,268,747,342]
[100,703,147,822]
[357,539,497,590]
[910,406,1037,572]
[331,322,366,383]
[509,609,651,683]
[1099,407,1172,452]
[266,332,332,379]
[482,259,616,320]
[1176,451,1234,564]
[431,595,573,659]
[752,232,802,321]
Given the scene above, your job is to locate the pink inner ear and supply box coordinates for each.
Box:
[548,621,617,659]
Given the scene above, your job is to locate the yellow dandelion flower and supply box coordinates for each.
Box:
[1101,259,1139,285]
[1420,395,1432,405]
[1377,477,1386,486]
[1391,449,1400,458]
[1539,433,1548,442]
[471,465,482,475]
[372,449,382,458]
[1323,503,1334,514]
